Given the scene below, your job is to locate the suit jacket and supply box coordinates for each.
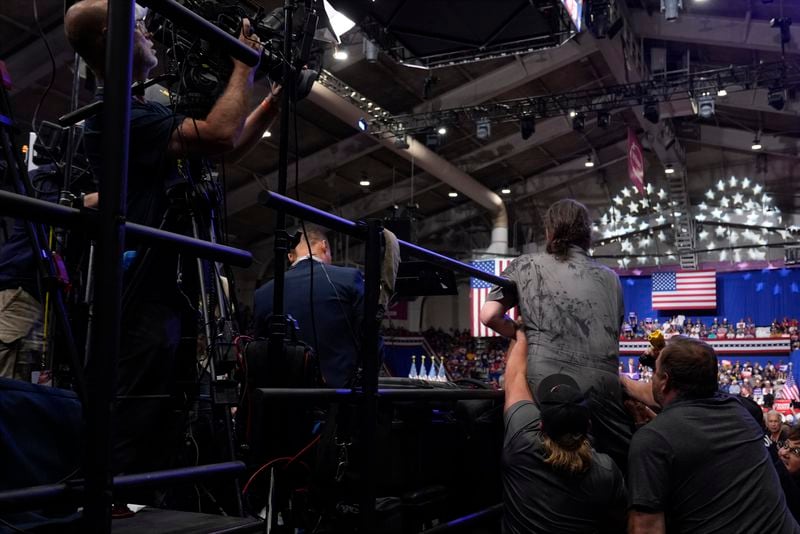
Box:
[253,259,364,387]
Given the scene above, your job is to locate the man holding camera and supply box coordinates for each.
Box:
[64,0,280,476]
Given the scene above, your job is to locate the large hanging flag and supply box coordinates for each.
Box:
[470,259,517,337]
[628,128,645,195]
[651,271,717,310]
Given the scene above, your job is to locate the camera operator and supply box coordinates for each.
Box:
[64,0,280,478]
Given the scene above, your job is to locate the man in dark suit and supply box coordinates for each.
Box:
[253,225,364,387]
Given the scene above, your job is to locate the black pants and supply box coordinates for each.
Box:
[113,300,181,476]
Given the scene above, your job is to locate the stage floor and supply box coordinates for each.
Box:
[112,508,261,533]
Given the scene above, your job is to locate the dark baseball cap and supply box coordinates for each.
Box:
[536,373,590,440]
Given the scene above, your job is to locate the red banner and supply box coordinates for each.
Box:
[628,128,645,195]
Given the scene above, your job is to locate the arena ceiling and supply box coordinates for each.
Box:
[3,0,800,286]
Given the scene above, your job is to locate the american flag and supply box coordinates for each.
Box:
[782,364,800,401]
[470,259,516,337]
[651,271,717,310]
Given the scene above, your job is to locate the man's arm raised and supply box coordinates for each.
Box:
[504,326,532,412]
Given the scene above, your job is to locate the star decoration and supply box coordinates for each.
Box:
[711,208,723,219]
[639,237,650,248]
[628,201,640,214]
[625,214,637,226]
[640,198,650,209]
[696,214,707,221]
[698,230,709,240]
[613,195,624,206]
[753,184,763,194]
[741,177,751,189]
[639,222,650,231]
[707,242,716,250]
[728,176,738,188]
[705,190,715,200]
[657,231,666,241]
[732,192,743,205]
[646,183,654,195]
[622,187,631,198]
[720,196,730,208]
[658,189,668,200]
[698,202,708,211]
[655,215,666,225]
[715,226,727,237]
[716,180,726,192]
[729,231,739,244]
[719,250,728,261]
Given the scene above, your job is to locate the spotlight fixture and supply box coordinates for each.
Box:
[768,86,785,111]
[363,39,379,63]
[568,110,577,118]
[448,191,458,198]
[584,154,595,168]
[501,186,511,195]
[661,0,683,21]
[333,46,348,60]
[437,126,447,135]
[643,97,660,124]
[751,136,762,151]
[597,111,611,129]
[359,179,371,187]
[717,87,728,97]
[665,164,675,174]
[693,93,715,119]
[476,118,491,140]
[393,135,410,149]
[520,116,535,140]
[261,130,272,138]
[572,112,585,132]
[357,117,369,132]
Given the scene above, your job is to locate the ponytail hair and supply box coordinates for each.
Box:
[544,199,591,261]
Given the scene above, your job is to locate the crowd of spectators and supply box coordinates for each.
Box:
[620,314,800,349]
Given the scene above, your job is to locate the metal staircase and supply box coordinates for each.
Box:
[667,172,697,270]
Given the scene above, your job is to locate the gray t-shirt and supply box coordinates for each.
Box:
[503,401,627,534]
[489,246,624,375]
[628,393,800,534]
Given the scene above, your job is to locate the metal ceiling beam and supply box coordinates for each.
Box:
[717,89,800,117]
[685,124,800,159]
[413,39,598,113]
[225,133,382,216]
[631,10,800,56]
[416,139,629,239]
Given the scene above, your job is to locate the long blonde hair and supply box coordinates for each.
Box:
[541,433,593,475]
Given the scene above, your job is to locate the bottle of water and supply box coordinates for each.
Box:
[437,356,448,382]
[427,354,438,381]
[420,355,428,381]
[408,355,418,379]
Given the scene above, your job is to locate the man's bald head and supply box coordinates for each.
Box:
[65,0,108,78]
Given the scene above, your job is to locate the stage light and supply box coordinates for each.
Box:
[501,186,511,195]
[448,191,458,198]
[333,46,348,60]
[357,117,369,132]
[261,129,272,138]
[751,136,762,150]
[476,118,491,140]
[569,110,577,118]
[768,86,785,111]
[717,88,728,97]
[597,111,611,128]
[585,154,595,168]
[364,39,379,63]
[520,116,535,140]
[694,93,715,118]
[359,179,371,187]
[643,97,660,124]
[437,126,447,135]
[661,0,683,21]
[665,164,675,174]
[572,112,585,132]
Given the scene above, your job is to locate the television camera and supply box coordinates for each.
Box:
[143,0,325,116]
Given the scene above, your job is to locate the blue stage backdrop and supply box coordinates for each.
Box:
[620,268,800,325]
